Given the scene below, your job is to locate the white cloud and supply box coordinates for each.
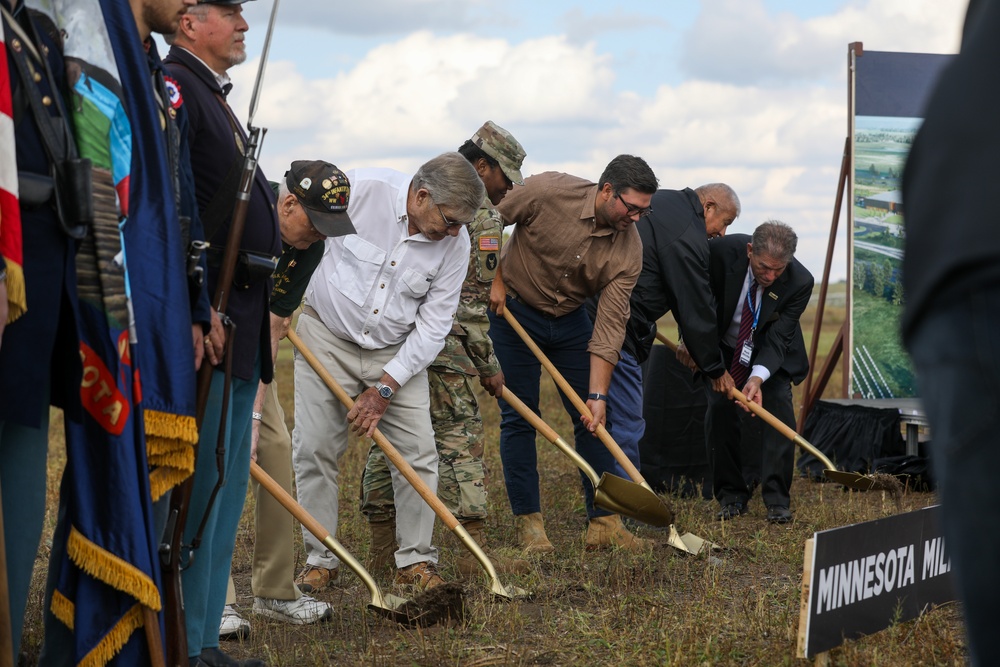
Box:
[222,0,967,281]
[681,0,965,85]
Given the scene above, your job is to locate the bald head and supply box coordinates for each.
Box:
[695,183,740,239]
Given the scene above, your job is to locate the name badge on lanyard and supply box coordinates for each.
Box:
[737,283,760,368]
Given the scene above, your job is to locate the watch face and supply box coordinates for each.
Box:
[377,384,393,399]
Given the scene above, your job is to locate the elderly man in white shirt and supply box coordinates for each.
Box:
[291,152,485,592]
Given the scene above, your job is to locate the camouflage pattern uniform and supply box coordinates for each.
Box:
[361,199,503,522]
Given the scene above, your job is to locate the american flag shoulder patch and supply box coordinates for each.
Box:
[479,236,500,251]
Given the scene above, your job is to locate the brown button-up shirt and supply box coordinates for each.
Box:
[497,171,642,365]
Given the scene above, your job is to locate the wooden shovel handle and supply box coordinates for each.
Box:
[250,460,332,542]
[729,388,838,471]
[500,308,646,485]
[287,329,460,530]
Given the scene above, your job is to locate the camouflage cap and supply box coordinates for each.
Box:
[470,121,526,186]
[285,160,356,238]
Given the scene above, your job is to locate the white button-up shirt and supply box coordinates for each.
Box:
[305,167,470,387]
[723,266,771,383]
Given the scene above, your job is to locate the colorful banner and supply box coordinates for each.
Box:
[849,50,951,399]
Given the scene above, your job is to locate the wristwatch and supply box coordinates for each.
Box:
[374,381,394,400]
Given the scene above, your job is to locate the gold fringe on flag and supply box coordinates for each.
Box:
[66,525,161,611]
[78,604,145,667]
[4,258,25,323]
[51,589,75,630]
[144,409,198,501]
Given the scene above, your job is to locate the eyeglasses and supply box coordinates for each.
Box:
[436,204,473,228]
[615,192,653,218]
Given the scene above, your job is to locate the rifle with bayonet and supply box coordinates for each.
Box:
[159,2,281,664]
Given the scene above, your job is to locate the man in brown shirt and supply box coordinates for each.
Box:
[487,155,658,553]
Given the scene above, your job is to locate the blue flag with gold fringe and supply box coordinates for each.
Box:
[30,0,200,662]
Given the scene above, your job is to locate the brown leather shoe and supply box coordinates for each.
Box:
[585,515,654,552]
[294,565,338,593]
[514,512,555,554]
[395,561,446,591]
[457,520,532,577]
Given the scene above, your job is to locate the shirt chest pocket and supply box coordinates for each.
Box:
[332,235,386,306]
[387,267,436,324]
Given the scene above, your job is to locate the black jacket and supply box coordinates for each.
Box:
[164,46,281,382]
[708,234,813,384]
[625,188,725,375]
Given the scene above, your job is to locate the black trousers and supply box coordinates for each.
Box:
[704,369,796,509]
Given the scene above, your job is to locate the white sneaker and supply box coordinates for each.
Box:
[251,595,333,625]
[219,604,251,640]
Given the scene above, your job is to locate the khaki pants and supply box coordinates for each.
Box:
[227,379,300,603]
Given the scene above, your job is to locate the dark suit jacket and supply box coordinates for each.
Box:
[165,46,281,382]
[902,0,1000,345]
[624,188,724,375]
[708,234,813,384]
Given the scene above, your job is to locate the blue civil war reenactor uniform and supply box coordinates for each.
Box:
[0,1,83,660]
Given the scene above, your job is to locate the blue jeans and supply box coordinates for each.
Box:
[488,298,630,519]
[605,350,645,474]
[908,289,1000,667]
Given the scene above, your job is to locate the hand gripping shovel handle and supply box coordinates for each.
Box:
[286,329,527,599]
[500,308,648,488]
[728,388,838,472]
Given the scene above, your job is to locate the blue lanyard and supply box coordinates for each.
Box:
[745,280,761,332]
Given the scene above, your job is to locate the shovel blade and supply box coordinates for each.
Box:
[825,469,878,491]
[594,473,674,527]
[666,525,720,555]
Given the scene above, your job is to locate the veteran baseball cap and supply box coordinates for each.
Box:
[285,160,355,238]
[470,121,526,186]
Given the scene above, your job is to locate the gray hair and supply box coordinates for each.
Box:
[411,152,486,220]
[163,4,210,44]
[751,220,798,263]
[695,183,741,218]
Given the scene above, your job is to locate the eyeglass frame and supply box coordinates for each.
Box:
[615,191,653,218]
[435,203,474,228]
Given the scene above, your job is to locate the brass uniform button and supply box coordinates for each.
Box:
[42,95,52,106]
[11,38,21,52]
[33,72,42,83]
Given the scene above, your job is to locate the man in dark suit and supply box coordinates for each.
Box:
[902,2,999,663]
[703,221,812,524]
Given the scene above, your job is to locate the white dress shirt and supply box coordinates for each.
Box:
[723,266,772,383]
[305,167,471,387]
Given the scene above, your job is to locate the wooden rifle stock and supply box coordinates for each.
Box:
[161,125,263,667]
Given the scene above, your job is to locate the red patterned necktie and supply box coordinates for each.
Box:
[730,279,758,388]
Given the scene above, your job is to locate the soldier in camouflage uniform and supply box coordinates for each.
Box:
[361,122,531,577]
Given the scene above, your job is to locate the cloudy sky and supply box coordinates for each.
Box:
[215,0,966,280]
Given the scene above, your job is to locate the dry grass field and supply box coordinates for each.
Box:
[18,283,968,666]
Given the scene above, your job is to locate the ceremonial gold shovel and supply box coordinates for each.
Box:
[287,329,531,601]
[500,310,716,554]
[654,331,897,493]
[501,387,672,526]
[249,462,419,624]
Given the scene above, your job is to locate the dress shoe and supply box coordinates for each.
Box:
[199,647,266,667]
[766,505,793,524]
[717,502,746,521]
